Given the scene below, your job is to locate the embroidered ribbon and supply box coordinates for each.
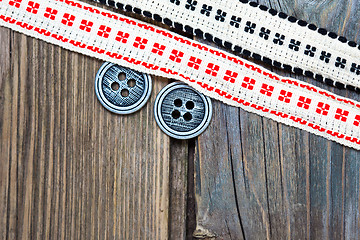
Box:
[1,0,360,149]
[93,0,360,92]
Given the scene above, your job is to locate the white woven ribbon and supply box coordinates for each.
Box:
[1,0,360,149]
[96,0,360,91]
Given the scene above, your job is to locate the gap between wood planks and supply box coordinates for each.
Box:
[168,139,197,240]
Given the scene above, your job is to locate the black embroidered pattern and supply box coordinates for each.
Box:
[351,63,360,75]
[215,9,227,22]
[230,15,242,28]
[259,27,270,40]
[335,57,346,69]
[245,21,256,34]
[200,4,212,16]
[170,0,180,5]
[185,0,197,11]
[289,39,301,51]
[95,0,360,93]
[273,33,285,45]
[304,45,316,57]
[320,51,331,63]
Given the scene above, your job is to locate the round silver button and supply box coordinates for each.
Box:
[154,82,212,139]
[95,62,152,114]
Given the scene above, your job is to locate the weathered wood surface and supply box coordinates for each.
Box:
[194,0,360,239]
[0,8,175,239]
[0,0,360,240]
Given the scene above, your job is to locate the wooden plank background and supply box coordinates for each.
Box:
[0,0,359,239]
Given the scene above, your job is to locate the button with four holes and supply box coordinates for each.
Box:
[154,82,212,139]
[95,62,152,114]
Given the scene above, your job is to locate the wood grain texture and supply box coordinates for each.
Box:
[169,139,189,240]
[0,1,193,239]
[194,0,360,239]
[1,0,360,239]
[0,28,172,240]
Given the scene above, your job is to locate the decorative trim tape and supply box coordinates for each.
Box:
[1,0,360,149]
[93,0,360,92]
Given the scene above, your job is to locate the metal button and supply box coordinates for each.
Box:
[154,82,212,139]
[95,62,152,114]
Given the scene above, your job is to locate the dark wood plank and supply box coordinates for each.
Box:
[1,0,360,239]
[0,1,193,239]
[193,0,360,239]
[169,139,188,240]
[0,27,11,240]
[0,30,172,240]
[194,102,244,239]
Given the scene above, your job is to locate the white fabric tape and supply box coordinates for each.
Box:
[94,0,360,91]
[0,0,360,149]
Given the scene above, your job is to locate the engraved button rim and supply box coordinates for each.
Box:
[154,82,212,139]
[95,62,152,114]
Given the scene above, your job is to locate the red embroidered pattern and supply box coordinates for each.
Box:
[50,0,360,108]
[223,70,238,84]
[79,20,93,32]
[316,102,330,116]
[205,63,220,76]
[335,109,349,122]
[98,25,111,38]
[61,13,75,26]
[297,96,312,110]
[354,115,360,126]
[133,36,148,49]
[9,0,22,8]
[44,7,58,20]
[279,90,292,103]
[241,77,256,90]
[1,0,359,149]
[152,43,166,55]
[115,31,129,43]
[188,56,202,70]
[260,84,274,97]
[170,49,184,63]
[26,1,40,14]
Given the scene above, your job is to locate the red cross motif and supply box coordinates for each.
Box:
[97,25,111,38]
[223,70,238,83]
[278,90,292,103]
[133,37,148,49]
[188,56,202,70]
[260,83,274,97]
[115,31,130,43]
[169,50,184,63]
[61,13,75,26]
[9,0,22,8]
[205,63,220,77]
[151,43,166,55]
[241,77,256,90]
[44,7,58,20]
[335,108,349,122]
[26,1,40,14]
[354,115,360,126]
[79,20,93,32]
[297,96,312,109]
[316,102,330,116]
